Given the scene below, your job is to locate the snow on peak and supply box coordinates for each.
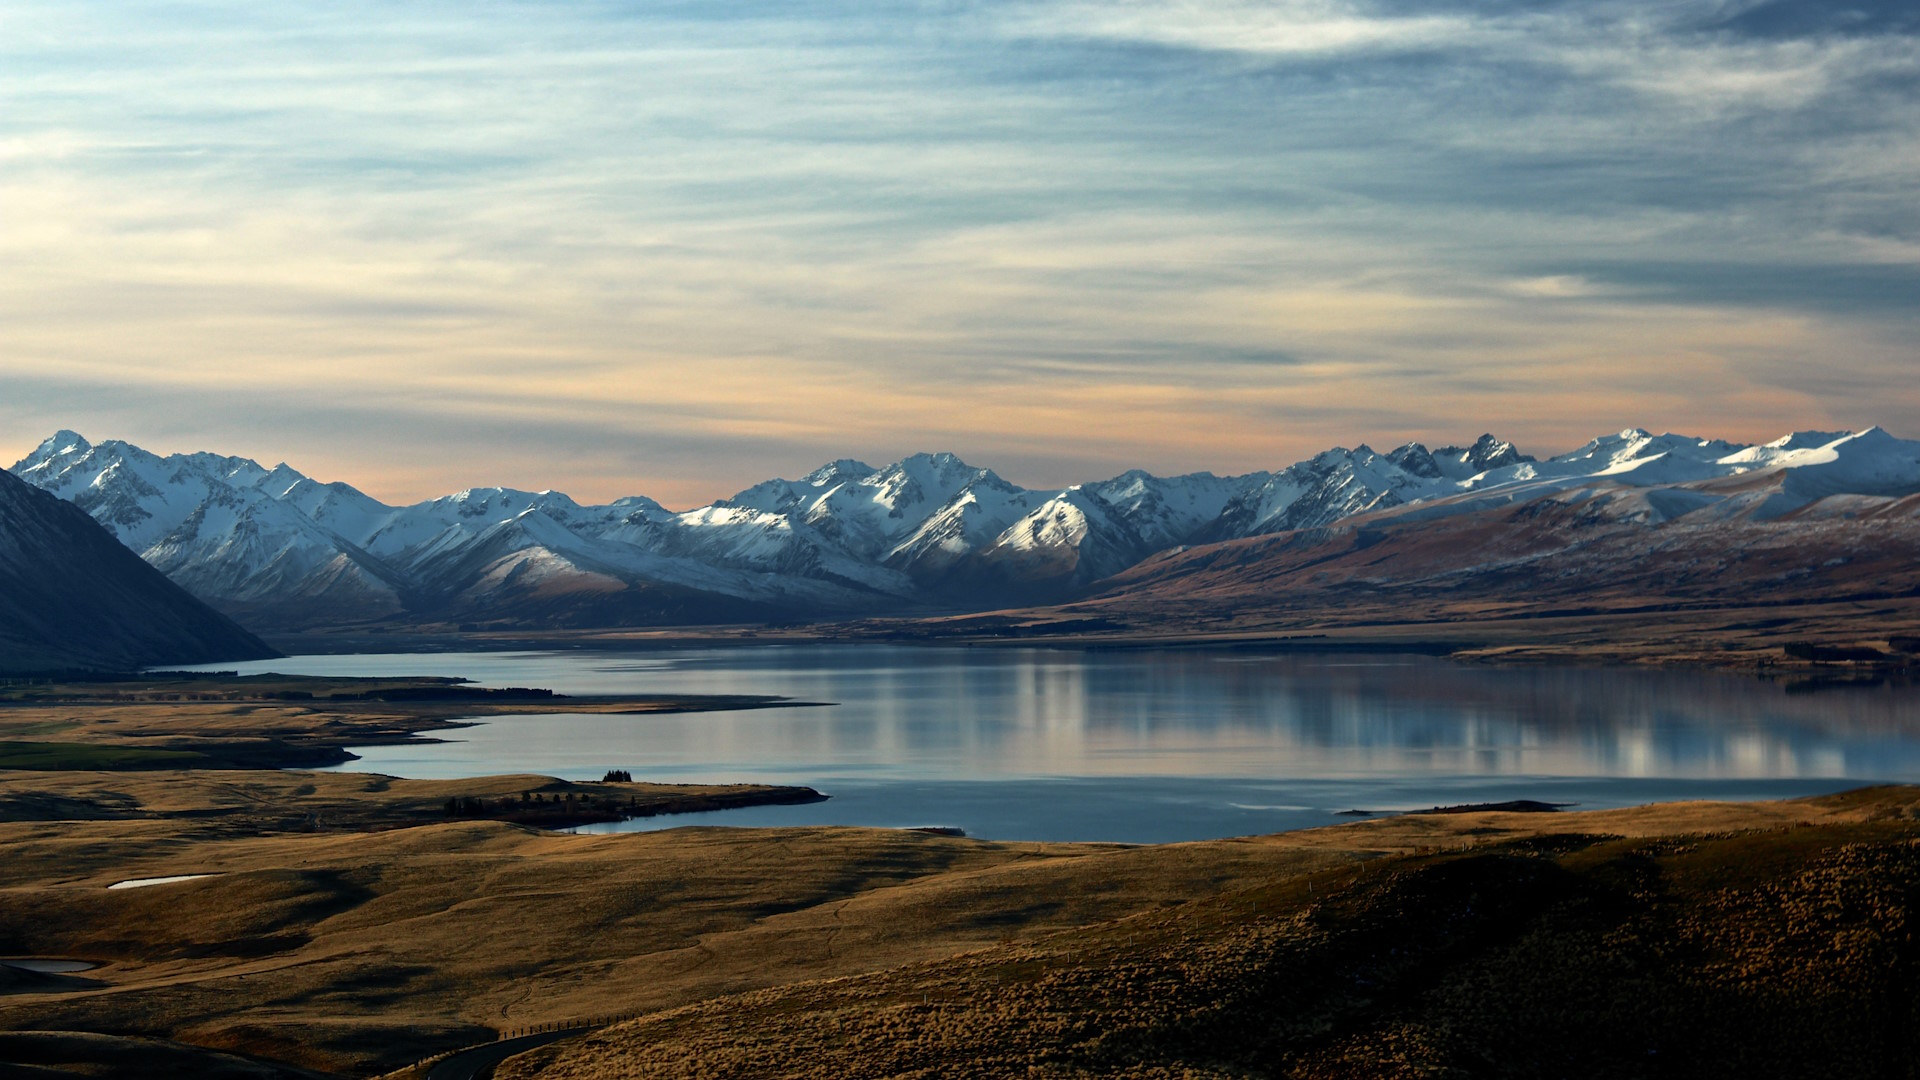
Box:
[13,424,1920,623]
[1761,429,1851,452]
[803,459,876,485]
[724,459,879,515]
[43,429,90,456]
[14,430,96,477]
[878,451,997,492]
[1448,433,1531,474]
[1551,430,1736,476]
[1759,427,1920,502]
[1386,443,1443,479]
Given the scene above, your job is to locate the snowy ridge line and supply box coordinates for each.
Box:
[9,427,1919,628]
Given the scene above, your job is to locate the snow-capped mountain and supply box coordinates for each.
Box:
[11,426,1920,631]
[1080,427,1920,636]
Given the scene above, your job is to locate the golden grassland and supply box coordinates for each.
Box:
[501,801,1920,1080]
[1,775,1916,1078]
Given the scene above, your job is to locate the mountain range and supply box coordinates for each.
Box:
[10,427,1920,634]
[0,466,277,672]
[1068,447,1920,640]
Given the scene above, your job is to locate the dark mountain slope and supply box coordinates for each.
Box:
[0,469,278,673]
[1061,483,1920,633]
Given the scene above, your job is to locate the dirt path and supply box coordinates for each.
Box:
[424,1029,585,1080]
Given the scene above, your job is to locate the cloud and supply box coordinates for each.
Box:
[1010,0,1920,120]
[1506,275,1600,298]
[1005,0,1478,56]
[1,0,1917,500]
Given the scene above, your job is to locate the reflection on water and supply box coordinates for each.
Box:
[191,646,1920,842]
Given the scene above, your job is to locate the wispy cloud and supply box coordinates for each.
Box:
[1010,0,1919,96]
[1005,0,1478,56]
[2,0,1917,501]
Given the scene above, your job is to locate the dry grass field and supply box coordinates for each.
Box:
[2,777,1916,1079]
[494,790,1920,1079]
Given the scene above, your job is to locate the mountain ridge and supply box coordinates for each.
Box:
[12,426,1920,632]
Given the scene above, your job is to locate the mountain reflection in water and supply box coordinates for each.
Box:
[188,646,1920,842]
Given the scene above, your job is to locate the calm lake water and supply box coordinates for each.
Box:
[189,646,1920,842]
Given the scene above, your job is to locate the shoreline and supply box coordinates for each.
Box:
[431,781,831,831]
[253,596,1920,678]
[0,672,826,773]
[0,766,832,837]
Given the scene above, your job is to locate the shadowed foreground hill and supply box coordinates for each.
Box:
[499,792,1920,1080]
[0,468,276,672]
[1,785,1914,1078]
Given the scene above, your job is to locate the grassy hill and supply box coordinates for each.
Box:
[1,782,1913,1078]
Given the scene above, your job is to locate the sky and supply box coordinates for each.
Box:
[3,0,1918,508]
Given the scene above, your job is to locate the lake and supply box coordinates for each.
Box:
[188,645,1920,843]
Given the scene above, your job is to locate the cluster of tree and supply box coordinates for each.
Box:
[1783,642,1899,662]
[341,685,559,702]
[440,788,655,819]
[602,769,633,783]
[443,792,582,815]
[2,670,248,685]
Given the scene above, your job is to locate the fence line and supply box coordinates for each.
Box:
[497,1011,643,1040]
